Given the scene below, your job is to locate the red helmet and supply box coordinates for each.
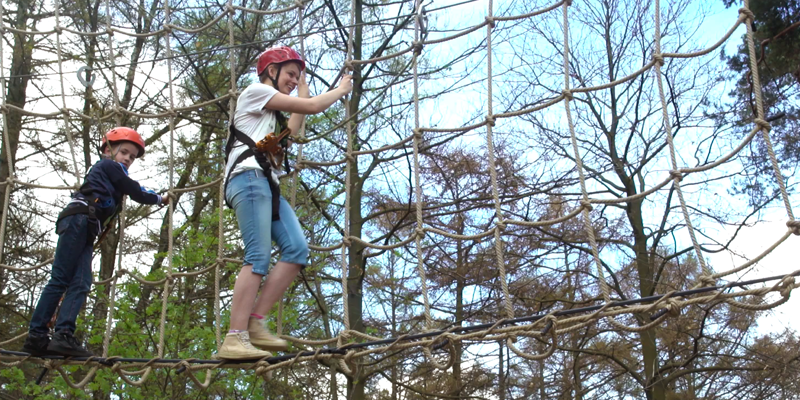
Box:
[256,46,305,76]
[101,127,146,157]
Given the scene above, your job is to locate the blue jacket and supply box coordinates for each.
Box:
[70,159,162,228]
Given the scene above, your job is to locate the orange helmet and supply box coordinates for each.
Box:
[101,127,145,157]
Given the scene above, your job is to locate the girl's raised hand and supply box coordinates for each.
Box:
[298,72,310,98]
[338,74,353,95]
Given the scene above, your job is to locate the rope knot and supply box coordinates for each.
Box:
[697,275,716,287]
[787,220,800,236]
[294,161,306,171]
[485,16,496,28]
[496,220,507,232]
[115,268,128,278]
[166,272,175,283]
[225,4,236,14]
[779,276,795,298]
[54,25,63,35]
[665,298,681,317]
[61,107,70,116]
[106,27,114,36]
[163,24,174,34]
[485,115,496,127]
[562,89,573,101]
[738,7,755,22]
[342,236,352,247]
[579,200,593,211]
[754,118,771,132]
[295,0,305,8]
[216,257,225,265]
[344,60,354,71]
[228,89,238,98]
[345,153,356,163]
[412,41,424,55]
[412,128,423,139]
[415,227,426,239]
[669,170,683,182]
[652,53,664,66]
[0,105,9,114]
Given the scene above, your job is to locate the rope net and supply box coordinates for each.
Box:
[0,0,797,395]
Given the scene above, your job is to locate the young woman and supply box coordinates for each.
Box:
[218,46,352,359]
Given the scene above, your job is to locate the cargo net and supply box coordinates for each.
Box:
[0,0,798,394]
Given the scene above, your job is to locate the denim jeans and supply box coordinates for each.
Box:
[225,169,309,275]
[29,213,97,336]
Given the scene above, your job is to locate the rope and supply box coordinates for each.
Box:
[159,0,177,364]
[740,1,796,225]
[484,0,514,321]
[411,0,432,330]
[653,0,712,283]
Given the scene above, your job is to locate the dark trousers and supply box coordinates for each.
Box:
[28,213,97,336]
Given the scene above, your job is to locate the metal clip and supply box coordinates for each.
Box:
[77,66,96,88]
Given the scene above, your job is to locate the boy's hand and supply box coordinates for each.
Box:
[298,72,310,98]
[338,74,353,95]
[161,195,170,207]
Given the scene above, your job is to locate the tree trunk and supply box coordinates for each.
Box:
[628,199,665,400]
[0,0,35,288]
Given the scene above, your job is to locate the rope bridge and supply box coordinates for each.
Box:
[0,0,797,390]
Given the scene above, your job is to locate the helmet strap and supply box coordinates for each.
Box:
[269,63,283,90]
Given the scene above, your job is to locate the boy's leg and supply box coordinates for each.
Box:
[28,215,90,337]
[47,218,95,357]
[53,238,94,334]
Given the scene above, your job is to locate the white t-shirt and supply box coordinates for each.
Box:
[225,82,281,182]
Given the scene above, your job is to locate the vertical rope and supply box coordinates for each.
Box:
[652,0,711,280]
[483,0,514,320]
[411,0,432,329]
[340,0,357,334]
[279,0,309,338]
[217,0,237,350]
[104,0,121,127]
[100,0,130,362]
[741,1,796,224]
[0,0,13,265]
[289,0,307,208]
[559,1,610,300]
[53,0,81,188]
[106,198,127,353]
[158,0,176,359]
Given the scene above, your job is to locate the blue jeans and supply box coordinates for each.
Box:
[29,213,97,336]
[226,169,309,275]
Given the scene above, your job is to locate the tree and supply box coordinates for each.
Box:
[719,0,799,204]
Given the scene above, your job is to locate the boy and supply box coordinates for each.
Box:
[21,127,168,357]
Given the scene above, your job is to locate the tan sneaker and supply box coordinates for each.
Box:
[248,317,289,351]
[215,331,273,360]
